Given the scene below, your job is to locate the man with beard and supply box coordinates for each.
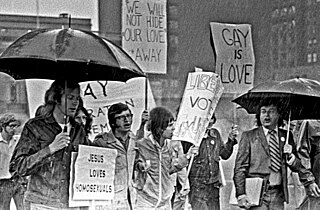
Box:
[0,113,26,210]
[91,103,148,210]
[233,102,301,210]
[10,80,89,209]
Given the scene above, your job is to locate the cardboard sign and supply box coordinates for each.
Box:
[122,0,167,74]
[73,145,117,200]
[210,22,255,93]
[172,69,224,146]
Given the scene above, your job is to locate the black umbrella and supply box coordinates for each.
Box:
[0,28,146,126]
[232,77,320,121]
[0,28,146,82]
[233,77,320,149]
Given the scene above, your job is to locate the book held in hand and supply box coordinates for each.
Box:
[229,177,266,206]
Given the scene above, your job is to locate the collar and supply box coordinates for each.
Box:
[262,126,279,136]
[148,133,168,148]
[103,131,134,144]
[0,134,7,143]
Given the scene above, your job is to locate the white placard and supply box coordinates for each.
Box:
[122,0,167,74]
[210,22,255,93]
[172,68,224,146]
[73,145,117,200]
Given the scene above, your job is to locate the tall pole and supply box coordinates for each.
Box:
[36,0,40,28]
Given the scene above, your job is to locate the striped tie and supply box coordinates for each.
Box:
[268,130,281,172]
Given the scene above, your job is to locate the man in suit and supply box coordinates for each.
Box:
[233,102,301,210]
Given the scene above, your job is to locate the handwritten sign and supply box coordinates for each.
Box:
[122,0,167,74]
[73,145,117,200]
[210,22,255,93]
[25,78,156,140]
[172,69,224,146]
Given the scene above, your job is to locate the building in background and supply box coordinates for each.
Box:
[98,1,320,209]
[0,13,91,124]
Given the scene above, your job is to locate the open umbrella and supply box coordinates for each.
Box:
[233,77,320,152]
[232,77,320,121]
[0,28,146,82]
[0,28,146,126]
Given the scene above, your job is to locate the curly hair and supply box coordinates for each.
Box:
[0,113,20,132]
[255,103,284,127]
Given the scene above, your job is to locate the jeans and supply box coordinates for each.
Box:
[189,184,220,210]
[0,178,26,210]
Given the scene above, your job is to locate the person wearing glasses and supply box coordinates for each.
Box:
[0,113,26,210]
[10,80,90,209]
[91,102,148,210]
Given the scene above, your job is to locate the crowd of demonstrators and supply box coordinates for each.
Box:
[233,102,301,210]
[6,85,320,210]
[9,80,90,210]
[0,113,27,210]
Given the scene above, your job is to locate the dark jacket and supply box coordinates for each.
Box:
[233,126,301,203]
[10,115,89,208]
[298,120,320,188]
[189,128,236,187]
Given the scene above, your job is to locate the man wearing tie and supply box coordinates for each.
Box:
[233,102,301,209]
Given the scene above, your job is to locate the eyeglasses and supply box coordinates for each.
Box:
[7,124,19,129]
[115,114,133,121]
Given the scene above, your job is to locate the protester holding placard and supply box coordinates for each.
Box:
[91,103,148,210]
[186,113,238,210]
[10,80,90,209]
[134,106,197,210]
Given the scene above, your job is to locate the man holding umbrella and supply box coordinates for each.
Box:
[10,80,90,209]
[233,101,301,209]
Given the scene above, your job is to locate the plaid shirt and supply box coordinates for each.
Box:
[10,115,89,208]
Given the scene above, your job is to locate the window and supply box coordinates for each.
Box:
[307,54,312,63]
[313,53,317,62]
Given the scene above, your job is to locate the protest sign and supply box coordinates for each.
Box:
[25,77,156,140]
[73,145,117,200]
[122,0,167,74]
[172,68,224,146]
[210,22,255,93]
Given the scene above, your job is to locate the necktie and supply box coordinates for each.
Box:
[268,130,281,172]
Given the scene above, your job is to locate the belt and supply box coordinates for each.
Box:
[267,185,281,190]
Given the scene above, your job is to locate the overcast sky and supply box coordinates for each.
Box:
[0,0,98,30]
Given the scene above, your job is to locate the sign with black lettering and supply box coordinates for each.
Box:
[73,145,117,200]
[25,78,156,140]
[210,22,255,93]
[122,0,167,74]
[172,69,224,146]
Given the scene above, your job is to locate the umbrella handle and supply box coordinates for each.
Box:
[284,110,291,158]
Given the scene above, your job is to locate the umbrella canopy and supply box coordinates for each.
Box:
[232,77,320,120]
[0,28,146,82]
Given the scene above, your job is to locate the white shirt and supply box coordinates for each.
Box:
[0,134,20,179]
